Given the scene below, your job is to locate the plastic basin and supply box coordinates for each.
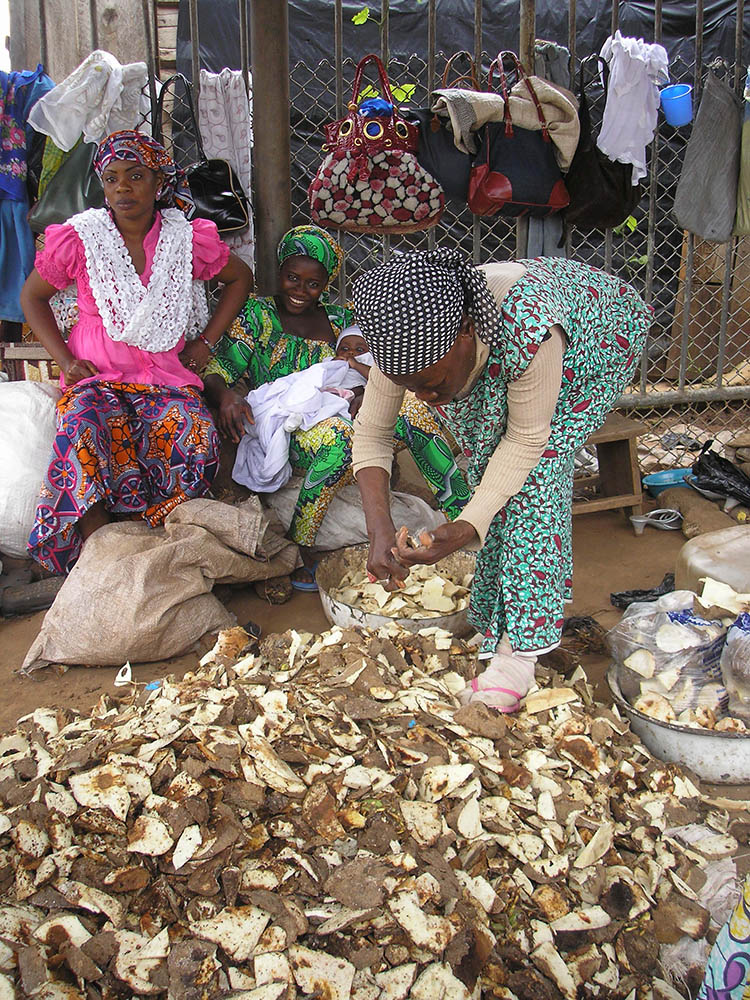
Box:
[642,468,692,497]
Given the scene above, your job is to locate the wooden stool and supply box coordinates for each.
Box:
[572,412,646,518]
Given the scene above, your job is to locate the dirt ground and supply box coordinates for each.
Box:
[0,505,686,736]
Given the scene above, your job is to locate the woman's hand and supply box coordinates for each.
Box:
[348,357,371,379]
[366,526,409,592]
[217,389,254,443]
[392,520,479,567]
[63,358,99,386]
[180,338,212,375]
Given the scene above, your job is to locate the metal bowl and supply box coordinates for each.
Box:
[316,544,475,637]
[607,664,750,784]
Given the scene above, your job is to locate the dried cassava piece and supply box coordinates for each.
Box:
[330,562,472,619]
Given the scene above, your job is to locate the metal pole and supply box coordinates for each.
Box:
[611,0,618,34]
[427,0,437,251]
[519,0,536,74]
[381,0,390,262]
[678,235,695,392]
[239,0,250,95]
[642,0,662,393]
[188,0,201,103]
[736,0,745,92]
[334,0,346,300]
[89,0,99,50]
[38,0,48,67]
[250,0,292,293]
[381,0,389,70]
[473,0,482,262]
[567,0,576,89]
[517,0,536,258]
[695,0,704,101]
[141,0,160,131]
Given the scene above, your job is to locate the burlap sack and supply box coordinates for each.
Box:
[21,497,300,672]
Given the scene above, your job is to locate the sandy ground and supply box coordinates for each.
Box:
[0,507,686,735]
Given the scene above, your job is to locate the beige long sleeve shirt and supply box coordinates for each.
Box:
[352,267,566,544]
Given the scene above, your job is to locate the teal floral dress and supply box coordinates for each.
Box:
[441,257,652,656]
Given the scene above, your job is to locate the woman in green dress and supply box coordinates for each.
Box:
[203,226,469,589]
[352,249,652,710]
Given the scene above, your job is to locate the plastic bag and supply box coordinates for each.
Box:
[610,572,675,609]
[0,382,61,558]
[607,591,728,721]
[719,612,750,721]
[692,440,750,506]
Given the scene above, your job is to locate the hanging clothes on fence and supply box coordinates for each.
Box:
[597,31,669,184]
[0,64,54,324]
[27,50,150,151]
[528,39,572,258]
[198,68,255,268]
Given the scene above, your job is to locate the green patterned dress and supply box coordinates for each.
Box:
[205,295,470,545]
[440,258,652,656]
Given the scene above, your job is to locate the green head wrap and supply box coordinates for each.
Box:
[277,225,344,283]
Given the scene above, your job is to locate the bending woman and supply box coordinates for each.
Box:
[203,225,470,589]
[21,130,253,574]
[352,250,652,711]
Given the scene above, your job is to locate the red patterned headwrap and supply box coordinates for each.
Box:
[93,130,194,216]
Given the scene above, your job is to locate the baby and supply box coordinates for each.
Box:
[334,325,372,385]
[232,324,374,494]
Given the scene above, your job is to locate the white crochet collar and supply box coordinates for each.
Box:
[69,207,209,353]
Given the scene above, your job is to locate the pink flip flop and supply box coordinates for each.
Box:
[470,678,523,714]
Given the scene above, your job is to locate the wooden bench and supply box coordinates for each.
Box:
[0,343,53,381]
[572,412,646,518]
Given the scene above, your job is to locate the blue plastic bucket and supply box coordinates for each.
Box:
[660,84,693,126]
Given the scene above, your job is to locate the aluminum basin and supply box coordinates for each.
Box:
[607,664,750,784]
[316,544,475,638]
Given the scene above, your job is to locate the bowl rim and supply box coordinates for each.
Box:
[607,663,749,739]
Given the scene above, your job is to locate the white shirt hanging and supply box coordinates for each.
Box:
[597,31,669,184]
[28,50,152,151]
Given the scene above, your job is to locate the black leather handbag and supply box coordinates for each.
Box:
[564,56,642,230]
[407,51,480,202]
[155,74,250,234]
[27,139,105,233]
[468,52,569,218]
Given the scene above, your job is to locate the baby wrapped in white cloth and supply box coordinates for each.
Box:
[232,326,373,493]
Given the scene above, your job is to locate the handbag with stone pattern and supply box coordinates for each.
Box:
[308,53,444,233]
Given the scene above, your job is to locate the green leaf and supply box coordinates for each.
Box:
[352,7,371,24]
[358,84,380,101]
[613,214,638,236]
[391,83,416,104]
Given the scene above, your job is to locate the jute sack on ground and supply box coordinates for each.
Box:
[21,497,300,672]
[262,480,446,553]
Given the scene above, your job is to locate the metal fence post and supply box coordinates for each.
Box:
[250,0,292,293]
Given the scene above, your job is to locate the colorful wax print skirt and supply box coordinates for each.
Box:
[28,381,219,574]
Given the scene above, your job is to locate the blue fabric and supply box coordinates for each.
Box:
[0,199,36,321]
[0,65,54,321]
[0,65,54,202]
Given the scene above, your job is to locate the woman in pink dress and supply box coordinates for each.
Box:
[20,130,253,574]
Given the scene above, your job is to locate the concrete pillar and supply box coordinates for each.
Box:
[250,0,291,294]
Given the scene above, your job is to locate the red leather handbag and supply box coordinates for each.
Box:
[308,53,444,233]
[468,52,570,218]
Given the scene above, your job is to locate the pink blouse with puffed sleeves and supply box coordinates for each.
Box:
[35,212,231,391]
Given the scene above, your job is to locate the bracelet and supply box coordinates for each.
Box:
[198,333,217,353]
